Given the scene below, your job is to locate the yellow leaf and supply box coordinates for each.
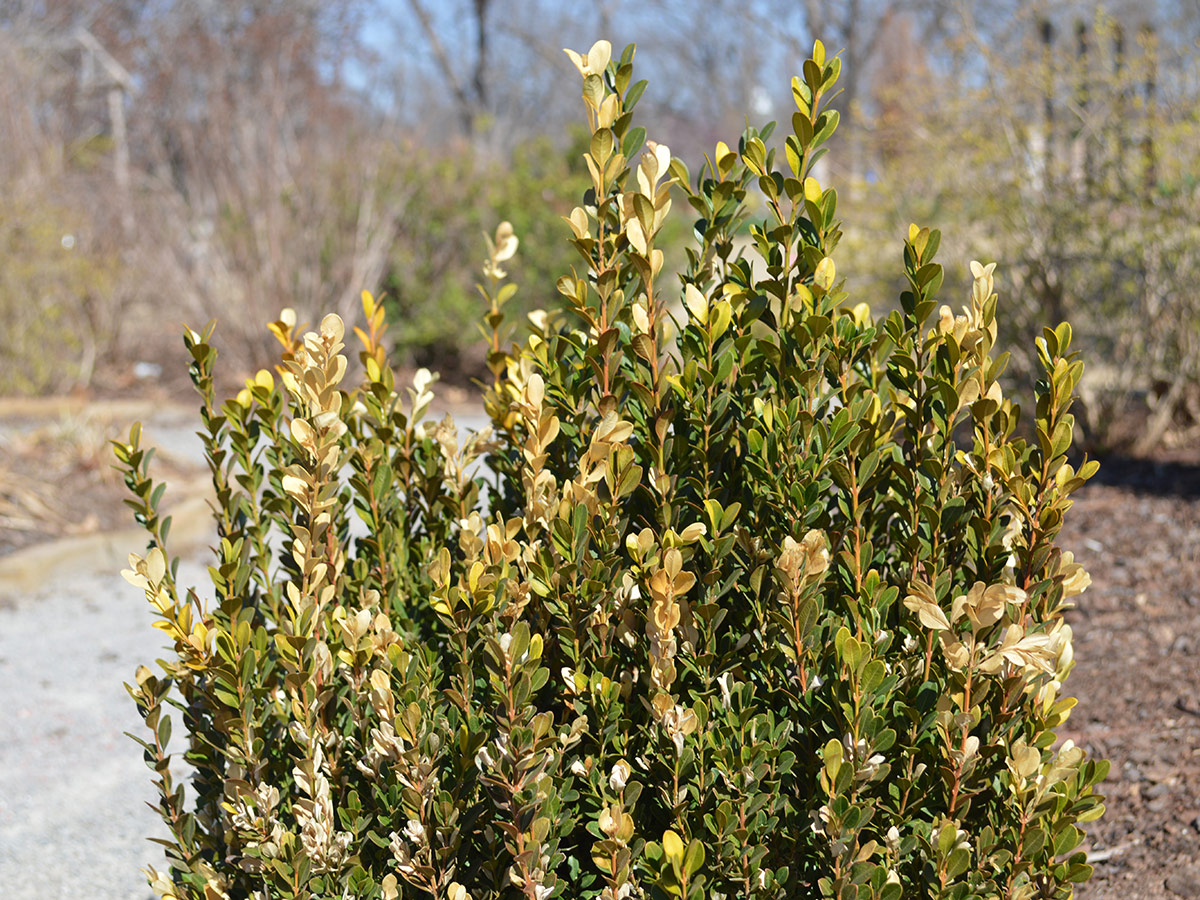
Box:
[494,221,519,262]
[903,593,950,631]
[673,571,696,595]
[567,207,589,239]
[526,374,545,408]
[290,419,316,446]
[684,284,708,324]
[598,93,619,128]
[586,39,612,76]
[281,474,308,499]
[319,313,344,342]
[146,548,167,585]
[563,47,586,77]
[662,829,685,862]
[121,568,148,590]
[814,257,836,292]
[626,217,648,255]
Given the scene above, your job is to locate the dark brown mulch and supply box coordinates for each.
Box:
[1061,449,1200,899]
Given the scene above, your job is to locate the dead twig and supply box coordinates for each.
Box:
[1086,839,1141,864]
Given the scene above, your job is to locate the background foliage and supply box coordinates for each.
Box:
[838,5,1200,451]
[2,1,1198,442]
[383,133,592,372]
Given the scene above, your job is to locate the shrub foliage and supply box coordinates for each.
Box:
[117,39,1106,900]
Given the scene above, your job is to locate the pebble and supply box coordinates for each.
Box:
[1166,869,1200,898]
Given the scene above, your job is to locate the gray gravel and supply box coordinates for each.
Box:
[0,405,210,900]
[0,404,490,899]
[0,561,207,900]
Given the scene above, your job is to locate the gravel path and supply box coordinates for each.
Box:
[0,561,207,900]
[0,404,490,899]
[0,403,208,900]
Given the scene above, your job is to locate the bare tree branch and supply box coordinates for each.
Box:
[405,0,479,133]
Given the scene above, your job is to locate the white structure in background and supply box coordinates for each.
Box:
[74,28,134,235]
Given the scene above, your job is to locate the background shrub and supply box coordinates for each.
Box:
[835,8,1200,451]
[118,39,1106,900]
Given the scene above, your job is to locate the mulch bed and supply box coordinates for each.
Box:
[1062,450,1200,898]
[0,401,202,557]
[0,416,134,556]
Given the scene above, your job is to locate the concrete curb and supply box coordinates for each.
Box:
[0,482,214,603]
[0,396,165,420]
